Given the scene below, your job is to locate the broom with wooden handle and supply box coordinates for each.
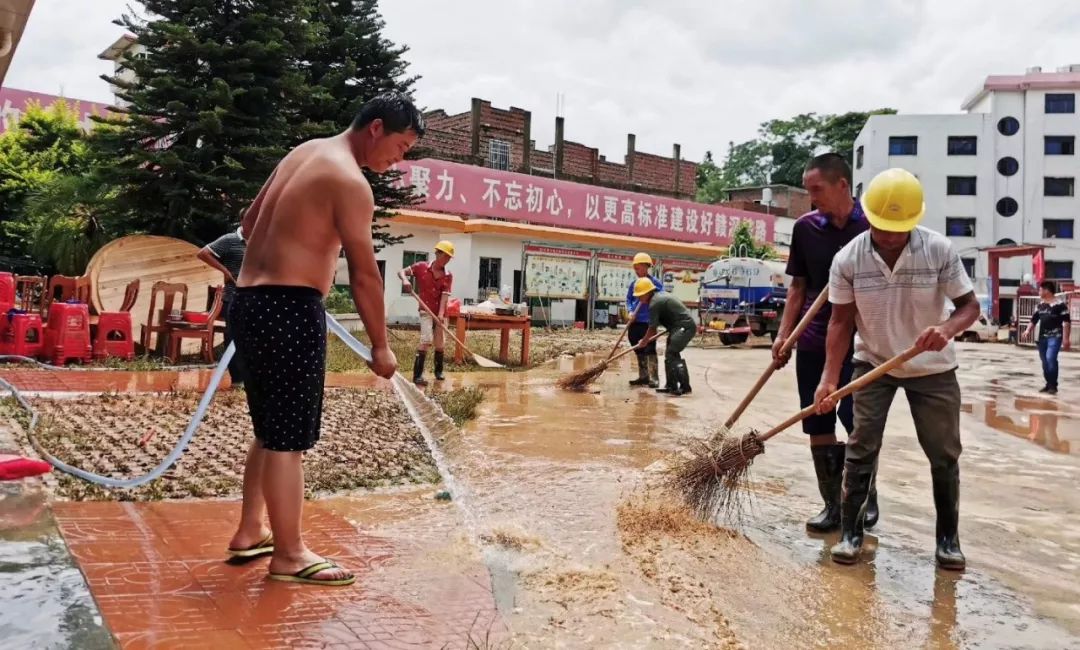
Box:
[557,328,667,390]
[408,287,504,369]
[721,289,831,431]
[604,304,640,362]
[668,345,923,520]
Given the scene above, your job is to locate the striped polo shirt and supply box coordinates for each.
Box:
[829,226,974,378]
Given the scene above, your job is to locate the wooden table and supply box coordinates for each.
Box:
[449,313,531,366]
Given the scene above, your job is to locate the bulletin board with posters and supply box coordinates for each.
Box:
[523,245,592,299]
[594,252,647,303]
[661,258,711,307]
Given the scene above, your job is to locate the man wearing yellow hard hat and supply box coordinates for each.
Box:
[398,240,455,385]
[625,252,663,388]
[813,168,980,570]
[633,278,696,396]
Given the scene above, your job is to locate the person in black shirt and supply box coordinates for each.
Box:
[198,227,248,387]
[1024,280,1071,395]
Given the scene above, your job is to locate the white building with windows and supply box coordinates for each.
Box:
[854,65,1080,323]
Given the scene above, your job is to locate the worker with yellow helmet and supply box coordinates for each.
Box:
[398,240,455,385]
[813,168,980,570]
[625,252,664,388]
[632,277,696,396]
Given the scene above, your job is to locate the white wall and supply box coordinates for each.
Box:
[854,84,1080,297]
[334,226,528,323]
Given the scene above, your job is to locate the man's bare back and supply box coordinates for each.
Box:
[238,137,372,295]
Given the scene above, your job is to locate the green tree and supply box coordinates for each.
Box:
[24,174,114,275]
[0,100,96,271]
[92,0,313,244]
[92,0,421,251]
[295,0,422,250]
[707,108,897,195]
[695,151,727,204]
[817,109,897,167]
[728,220,777,260]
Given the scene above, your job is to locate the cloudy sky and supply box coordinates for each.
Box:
[6,0,1080,162]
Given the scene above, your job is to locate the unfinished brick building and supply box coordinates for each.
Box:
[421,98,698,200]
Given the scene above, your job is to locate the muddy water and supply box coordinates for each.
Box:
[0,484,114,649]
[430,343,1080,648]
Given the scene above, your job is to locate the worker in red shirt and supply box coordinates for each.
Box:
[398,241,454,385]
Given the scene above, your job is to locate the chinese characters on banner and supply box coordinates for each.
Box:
[662,259,711,307]
[393,159,774,247]
[594,253,640,303]
[524,246,591,299]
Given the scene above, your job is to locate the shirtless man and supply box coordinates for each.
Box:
[225,92,424,586]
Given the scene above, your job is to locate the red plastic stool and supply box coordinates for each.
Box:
[0,311,44,358]
[0,272,14,305]
[43,301,92,365]
[93,312,135,361]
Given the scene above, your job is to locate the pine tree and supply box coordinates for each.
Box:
[92,0,422,251]
[295,0,422,250]
[92,0,314,244]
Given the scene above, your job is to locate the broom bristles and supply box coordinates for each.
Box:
[556,359,610,390]
[663,428,766,521]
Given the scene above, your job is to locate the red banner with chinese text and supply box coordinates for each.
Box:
[393,159,773,247]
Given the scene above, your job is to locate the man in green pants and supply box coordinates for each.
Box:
[632,278,696,396]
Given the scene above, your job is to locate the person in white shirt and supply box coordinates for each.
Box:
[814,168,980,570]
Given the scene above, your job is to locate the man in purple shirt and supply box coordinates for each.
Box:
[772,153,876,533]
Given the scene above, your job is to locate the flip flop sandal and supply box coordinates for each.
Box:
[268,561,356,587]
[227,532,274,558]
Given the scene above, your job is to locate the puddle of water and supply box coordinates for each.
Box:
[431,346,1080,648]
[964,395,1078,455]
[0,485,114,649]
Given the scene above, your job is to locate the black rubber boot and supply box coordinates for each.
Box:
[656,361,678,394]
[413,351,427,387]
[806,443,845,532]
[629,354,650,386]
[434,351,445,381]
[672,361,692,396]
[933,465,966,570]
[865,478,880,530]
[831,464,874,564]
[646,354,660,389]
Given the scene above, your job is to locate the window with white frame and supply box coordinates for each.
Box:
[487,139,511,171]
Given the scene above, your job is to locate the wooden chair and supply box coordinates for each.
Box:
[141,281,189,354]
[14,276,46,314]
[166,286,223,363]
[119,279,140,313]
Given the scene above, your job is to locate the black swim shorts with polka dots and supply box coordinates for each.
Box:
[230,285,326,452]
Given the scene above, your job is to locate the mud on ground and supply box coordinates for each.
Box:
[326,326,622,374]
[5,388,441,501]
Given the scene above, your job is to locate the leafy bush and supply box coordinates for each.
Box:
[324,286,356,314]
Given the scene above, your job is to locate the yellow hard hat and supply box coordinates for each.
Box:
[860,168,926,232]
[633,277,658,297]
[632,252,653,267]
[434,240,455,257]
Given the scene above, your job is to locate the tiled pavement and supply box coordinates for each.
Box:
[52,499,506,649]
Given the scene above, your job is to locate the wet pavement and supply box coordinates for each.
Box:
[0,482,114,649]
[51,493,504,649]
[2,341,1080,648]
[430,341,1080,648]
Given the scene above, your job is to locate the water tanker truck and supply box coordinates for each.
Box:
[699,257,791,346]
